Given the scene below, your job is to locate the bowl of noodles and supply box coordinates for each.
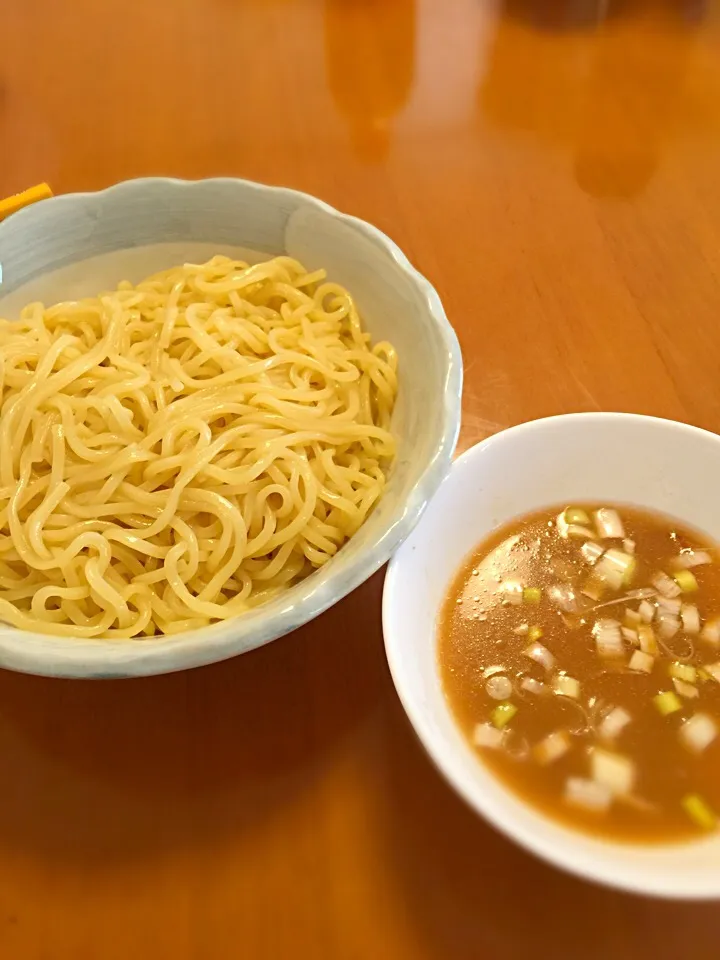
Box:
[0,177,462,677]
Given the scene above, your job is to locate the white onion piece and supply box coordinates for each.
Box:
[594,508,625,539]
[502,581,523,606]
[618,793,657,814]
[673,679,699,699]
[594,556,624,591]
[534,731,570,765]
[520,677,546,696]
[565,777,612,812]
[592,618,624,658]
[638,600,655,624]
[681,604,701,635]
[656,612,680,640]
[656,596,682,615]
[557,519,596,540]
[473,723,505,749]
[486,675,513,700]
[679,713,718,754]
[598,707,631,741]
[592,748,636,795]
[524,642,555,672]
[701,620,720,646]
[554,674,580,699]
[548,584,577,612]
[622,538,636,555]
[621,626,638,645]
[703,663,720,683]
[673,550,712,569]
[483,665,506,679]
[652,571,681,598]
[628,588,656,600]
[581,541,605,565]
[629,650,654,673]
[624,609,641,627]
[513,623,529,636]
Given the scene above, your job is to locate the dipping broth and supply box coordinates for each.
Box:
[439,505,720,843]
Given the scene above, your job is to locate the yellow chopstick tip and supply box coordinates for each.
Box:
[0,183,54,222]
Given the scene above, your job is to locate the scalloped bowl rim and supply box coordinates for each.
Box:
[0,177,463,678]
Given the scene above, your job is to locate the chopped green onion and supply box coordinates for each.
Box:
[674,569,699,593]
[654,691,682,716]
[638,624,658,655]
[491,702,517,729]
[527,625,544,642]
[523,587,541,605]
[682,794,717,830]
[670,662,697,684]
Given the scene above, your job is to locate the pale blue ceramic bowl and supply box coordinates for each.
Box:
[0,178,462,677]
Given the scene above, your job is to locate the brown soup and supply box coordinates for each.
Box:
[439,504,720,843]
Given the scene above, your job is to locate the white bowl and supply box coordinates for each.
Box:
[384,413,720,898]
[0,177,462,678]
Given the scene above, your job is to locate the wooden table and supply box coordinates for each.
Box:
[2,0,720,956]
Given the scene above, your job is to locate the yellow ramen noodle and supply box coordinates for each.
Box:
[0,256,398,638]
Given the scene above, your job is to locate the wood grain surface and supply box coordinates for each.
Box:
[2,0,720,956]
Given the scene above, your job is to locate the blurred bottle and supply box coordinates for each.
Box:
[324,0,416,162]
[573,12,700,197]
[503,0,609,29]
